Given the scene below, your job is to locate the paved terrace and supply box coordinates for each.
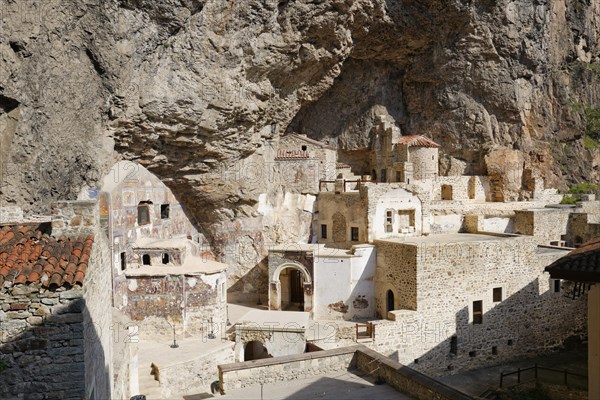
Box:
[378,232,520,245]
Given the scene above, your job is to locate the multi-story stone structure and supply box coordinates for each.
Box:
[262,129,598,379]
[98,161,229,336]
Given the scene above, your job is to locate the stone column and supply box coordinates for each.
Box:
[589,284,600,400]
[269,281,281,311]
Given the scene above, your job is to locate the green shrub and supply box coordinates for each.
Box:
[585,107,600,140]
[560,183,600,204]
[560,195,578,204]
[583,135,599,150]
[566,182,600,194]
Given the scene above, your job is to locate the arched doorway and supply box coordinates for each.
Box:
[269,263,313,313]
[280,267,305,311]
[244,341,269,361]
[386,290,395,315]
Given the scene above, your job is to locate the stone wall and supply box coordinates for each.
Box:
[316,191,368,246]
[82,225,117,400]
[124,271,227,337]
[566,213,600,247]
[356,347,473,400]
[370,234,587,377]
[48,199,135,399]
[235,327,306,360]
[514,209,571,245]
[111,309,138,400]
[0,207,23,224]
[432,176,472,202]
[160,342,234,398]
[410,147,439,181]
[51,200,97,237]
[374,240,418,315]
[218,346,359,393]
[219,345,474,399]
[0,285,88,400]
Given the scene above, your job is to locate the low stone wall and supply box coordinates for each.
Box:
[218,345,473,399]
[355,347,473,400]
[218,346,360,393]
[160,342,234,398]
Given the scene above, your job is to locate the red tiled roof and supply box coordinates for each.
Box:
[397,135,440,148]
[275,149,310,160]
[282,133,336,150]
[545,236,600,283]
[0,225,93,289]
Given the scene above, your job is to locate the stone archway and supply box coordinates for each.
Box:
[269,263,313,313]
[332,212,347,243]
[244,341,270,361]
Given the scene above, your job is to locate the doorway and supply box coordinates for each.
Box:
[386,290,395,315]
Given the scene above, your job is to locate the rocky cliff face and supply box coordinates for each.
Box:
[1,0,600,289]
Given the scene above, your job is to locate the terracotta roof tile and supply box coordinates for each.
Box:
[397,135,440,148]
[0,224,94,289]
[545,236,600,282]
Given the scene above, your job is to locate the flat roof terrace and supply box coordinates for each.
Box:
[377,232,521,245]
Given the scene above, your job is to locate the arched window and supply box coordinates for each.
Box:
[386,290,395,315]
[137,201,153,225]
[142,254,151,265]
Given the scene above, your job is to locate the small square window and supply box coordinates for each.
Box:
[301,145,307,151]
[507,339,514,346]
[493,287,502,302]
[321,224,327,239]
[472,300,483,324]
[469,351,476,357]
[161,204,170,219]
[351,227,359,242]
[492,346,498,355]
[162,253,170,265]
[142,254,151,265]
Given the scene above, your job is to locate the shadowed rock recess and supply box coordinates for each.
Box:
[1,1,600,284]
